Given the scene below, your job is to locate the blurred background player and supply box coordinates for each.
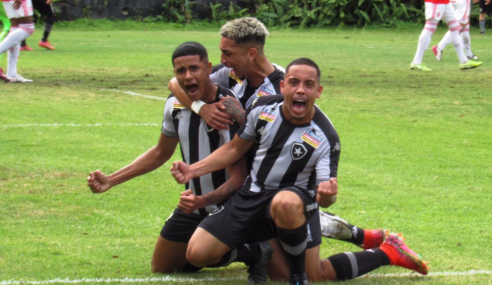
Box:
[0,3,11,81]
[479,0,491,34]
[0,0,35,83]
[410,0,482,71]
[432,0,478,61]
[20,0,55,51]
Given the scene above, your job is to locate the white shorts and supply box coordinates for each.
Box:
[425,2,458,23]
[2,0,33,19]
[451,0,471,24]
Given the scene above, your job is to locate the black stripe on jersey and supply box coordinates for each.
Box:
[313,107,341,178]
[256,120,296,188]
[268,68,284,94]
[279,140,316,189]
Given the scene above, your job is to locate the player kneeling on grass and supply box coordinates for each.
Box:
[172,58,429,285]
[87,41,274,274]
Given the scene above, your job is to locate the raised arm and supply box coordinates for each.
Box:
[87,133,179,193]
[171,134,253,184]
[168,77,233,130]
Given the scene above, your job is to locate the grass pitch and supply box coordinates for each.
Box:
[1,21,491,285]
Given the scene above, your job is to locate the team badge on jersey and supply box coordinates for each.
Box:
[301,129,323,149]
[259,108,276,123]
[291,142,308,160]
[257,86,275,97]
[173,99,186,109]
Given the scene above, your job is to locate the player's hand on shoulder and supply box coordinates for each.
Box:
[87,170,111,194]
[220,96,246,124]
[199,103,233,130]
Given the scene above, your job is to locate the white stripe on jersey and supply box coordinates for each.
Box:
[161,94,238,215]
[238,95,340,193]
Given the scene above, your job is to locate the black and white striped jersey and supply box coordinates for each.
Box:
[238,95,341,193]
[210,63,285,109]
[161,86,239,216]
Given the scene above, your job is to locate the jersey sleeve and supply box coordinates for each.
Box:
[209,64,231,87]
[161,95,178,138]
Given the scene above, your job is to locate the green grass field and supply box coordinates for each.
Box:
[1,22,492,285]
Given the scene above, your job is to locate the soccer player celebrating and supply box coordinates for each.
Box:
[432,0,478,61]
[0,0,35,82]
[169,17,390,253]
[410,0,482,71]
[88,42,270,274]
[172,58,429,284]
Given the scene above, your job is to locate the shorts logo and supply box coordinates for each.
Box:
[259,108,276,122]
[301,129,323,149]
[291,142,308,160]
[209,206,225,216]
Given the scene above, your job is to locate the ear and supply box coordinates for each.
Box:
[248,48,258,62]
[317,85,323,99]
[280,80,285,93]
[207,61,212,74]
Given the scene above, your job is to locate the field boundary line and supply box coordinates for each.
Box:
[1,270,492,284]
[100,88,166,101]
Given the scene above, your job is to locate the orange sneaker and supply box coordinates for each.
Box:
[39,41,55,50]
[20,45,34,51]
[380,233,428,275]
[361,229,389,249]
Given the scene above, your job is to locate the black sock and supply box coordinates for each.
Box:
[350,226,365,246]
[277,222,308,275]
[327,249,390,280]
[21,40,26,47]
[235,243,260,266]
[181,262,203,273]
[42,31,50,42]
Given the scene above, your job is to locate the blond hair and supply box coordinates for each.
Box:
[220,17,269,46]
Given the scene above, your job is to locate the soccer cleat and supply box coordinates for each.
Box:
[319,211,353,240]
[459,60,482,70]
[289,273,309,285]
[7,74,33,83]
[0,68,9,82]
[467,55,478,60]
[39,41,55,50]
[431,45,442,61]
[247,241,273,284]
[20,45,34,51]
[409,63,431,71]
[380,233,429,275]
[361,229,389,250]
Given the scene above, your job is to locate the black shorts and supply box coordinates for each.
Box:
[480,0,492,15]
[32,0,55,17]
[160,208,205,243]
[199,185,321,249]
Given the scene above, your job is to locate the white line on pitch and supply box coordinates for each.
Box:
[1,270,492,285]
[0,123,159,128]
[100,88,166,101]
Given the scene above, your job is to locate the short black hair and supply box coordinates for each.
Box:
[172,41,208,66]
[286,58,321,81]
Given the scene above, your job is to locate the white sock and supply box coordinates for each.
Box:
[0,23,34,54]
[447,20,467,63]
[437,31,452,51]
[461,25,473,57]
[412,20,437,65]
[7,43,20,78]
